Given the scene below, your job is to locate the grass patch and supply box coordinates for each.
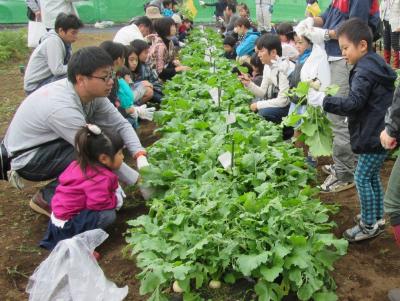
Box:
[0,29,29,64]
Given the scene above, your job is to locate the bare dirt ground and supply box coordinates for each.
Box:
[0,31,399,301]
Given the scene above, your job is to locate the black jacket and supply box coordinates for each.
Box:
[323,51,397,154]
[385,86,400,140]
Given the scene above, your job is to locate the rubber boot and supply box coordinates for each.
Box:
[392,50,400,69]
[384,49,391,64]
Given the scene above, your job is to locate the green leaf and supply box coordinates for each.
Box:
[236,252,270,276]
[298,283,314,301]
[324,84,340,96]
[313,291,338,301]
[259,265,283,282]
[139,269,166,295]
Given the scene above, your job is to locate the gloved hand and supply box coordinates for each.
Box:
[131,105,156,121]
[307,89,326,107]
[305,27,326,45]
[217,16,225,24]
[308,78,321,91]
[115,184,126,210]
[137,155,149,170]
[199,0,205,6]
[298,17,314,29]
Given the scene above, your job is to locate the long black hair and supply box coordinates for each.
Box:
[74,125,124,173]
[153,17,175,46]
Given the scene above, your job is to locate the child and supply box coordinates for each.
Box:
[129,40,164,103]
[250,53,264,87]
[223,35,237,60]
[40,125,125,250]
[179,18,193,42]
[162,0,174,17]
[236,3,255,30]
[276,23,299,61]
[309,18,397,242]
[148,17,190,81]
[122,46,155,105]
[239,34,294,125]
[24,13,83,95]
[234,17,261,61]
[100,41,155,126]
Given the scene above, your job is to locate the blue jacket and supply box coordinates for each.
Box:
[321,0,380,57]
[236,29,260,57]
[323,52,397,154]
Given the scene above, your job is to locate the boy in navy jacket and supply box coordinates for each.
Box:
[309,18,397,242]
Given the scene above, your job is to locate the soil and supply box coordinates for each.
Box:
[0,31,399,301]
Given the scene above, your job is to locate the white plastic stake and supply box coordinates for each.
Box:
[218,152,232,169]
[226,113,236,125]
[209,88,224,105]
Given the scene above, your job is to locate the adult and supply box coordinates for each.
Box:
[113,16,153,46]
[255,0,275,33]
[223,3,240,34]
[297,0,380,193]
[26,0,41,21]
[24,13,83,95]
[4,47,148,216]
[147,17,190,81]
[199,0,228,19]
[234,17,260,60]
[40,0,82,29]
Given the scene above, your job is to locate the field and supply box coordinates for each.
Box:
[0,29,399,301]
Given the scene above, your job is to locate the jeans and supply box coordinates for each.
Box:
[328,59,356,182]
[385,156,400,226]
[96,209,117,229]
[258,105,289,124]
[17,139,75,203]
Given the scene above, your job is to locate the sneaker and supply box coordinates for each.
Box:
[319,174,355,193]
[353,214,386,230]
[388,289,400,301]
[321,164,335,176]
[29,191,51,217]
[343,221,383,242]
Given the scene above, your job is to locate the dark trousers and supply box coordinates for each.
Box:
[383,20,400,51]
[17,139,74,203]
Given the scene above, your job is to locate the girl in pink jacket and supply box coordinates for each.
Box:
[40,124,125,250]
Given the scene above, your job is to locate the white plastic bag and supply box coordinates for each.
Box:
[28,21,47,48]
[26,229,128,301]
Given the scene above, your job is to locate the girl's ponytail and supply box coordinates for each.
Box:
[74,124,124,172]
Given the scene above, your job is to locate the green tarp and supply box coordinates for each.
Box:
[0,0,329,24]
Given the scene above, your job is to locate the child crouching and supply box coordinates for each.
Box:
[40,125,125,250]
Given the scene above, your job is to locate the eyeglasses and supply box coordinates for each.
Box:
[88,71,115,82]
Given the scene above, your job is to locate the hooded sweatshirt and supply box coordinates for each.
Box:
[323,51,397,154]
[24,30,71,93]
[236,29,261,57]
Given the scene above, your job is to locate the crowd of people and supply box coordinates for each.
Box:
[2,0,400,299]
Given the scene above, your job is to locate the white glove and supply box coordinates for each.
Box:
[199,0,205,5]
[115,184,126,210]
[309,78,321,91]
[137,155,149,170]
[298,17,314,29]
[305,27,327,46]
[217,16,225,24]
[307,89,326,107]
[131,105,155,121]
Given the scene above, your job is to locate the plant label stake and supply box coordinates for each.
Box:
[210,88,223,106]
[218,86,221,108]
[218,151,232,170]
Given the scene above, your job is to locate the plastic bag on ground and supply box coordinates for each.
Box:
[26,229,128,301]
